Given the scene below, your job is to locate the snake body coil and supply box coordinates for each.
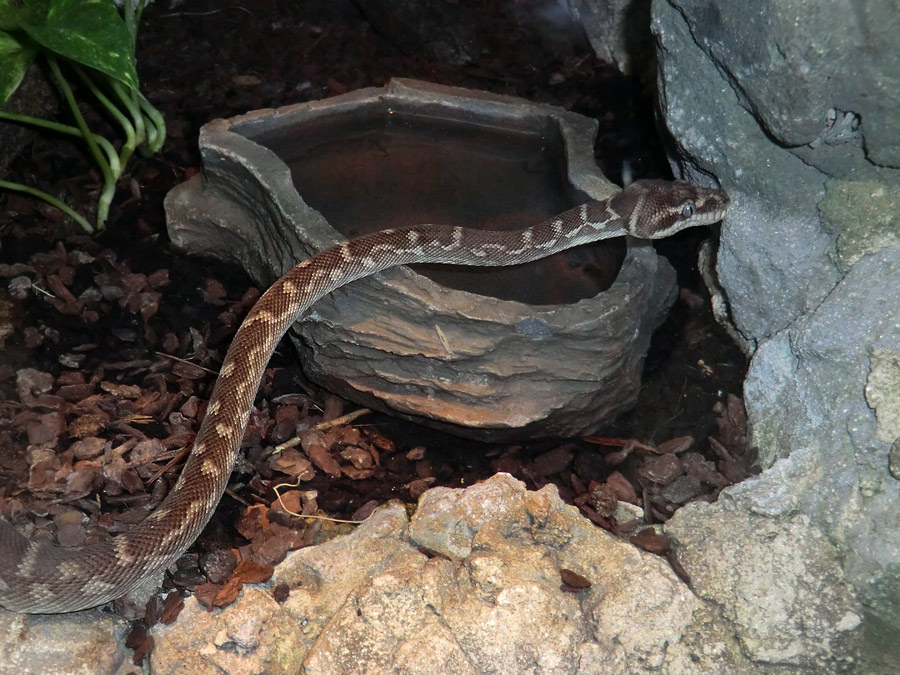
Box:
[0,179,729,613]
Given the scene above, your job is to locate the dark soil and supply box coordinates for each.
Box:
[0,0,752,621]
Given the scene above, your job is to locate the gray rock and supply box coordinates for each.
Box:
[0,608,132,674]
[568,0,653,76]
[820,178,900,273]
[744,246,900,663]
[666,500,861,671]
[653,2,900,668]
[659,0,900,171]
[653,0,900,343]
[651,1,845,343]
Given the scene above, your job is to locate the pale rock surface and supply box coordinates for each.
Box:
[149,587,307,674]
[666,498,861,672]
[149,474,756,674]
[0,609,132,675]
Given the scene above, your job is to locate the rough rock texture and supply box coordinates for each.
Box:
[652,1,842,343]
[666,499,861,672]
[0,609,132,674]
[150,474,758,674]
[569,0,653,76]
[742,248,900,667]
[819,178,900,273]
[166,78,678,442]
[653,1,900,670]
[150,586,308,674]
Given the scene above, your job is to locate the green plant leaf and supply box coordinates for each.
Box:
[0,1,49,31]
[19,0,138,90]
[0,30,36,105]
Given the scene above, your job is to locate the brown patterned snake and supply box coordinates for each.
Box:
[0,179,729,613]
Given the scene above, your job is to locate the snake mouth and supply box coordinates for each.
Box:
[696,196,730,225]
[700,207,729,225]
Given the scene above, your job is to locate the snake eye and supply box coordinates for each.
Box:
[681,204,694,219]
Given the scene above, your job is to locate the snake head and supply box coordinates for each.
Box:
[612,179,731,239]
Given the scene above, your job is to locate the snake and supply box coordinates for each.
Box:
[0,179,729,613]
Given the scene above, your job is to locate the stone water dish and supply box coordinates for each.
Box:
[164,78,677,442]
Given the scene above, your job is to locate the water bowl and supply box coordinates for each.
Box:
[165,79,677,441]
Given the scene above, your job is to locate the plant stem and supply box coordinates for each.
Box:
[136,91,166,153]
[0,109,121,175]
[0,179,94,233]
[74,65,138,168]
[123,0,146,46]
[110,79,146,156]
[46,55,115,229]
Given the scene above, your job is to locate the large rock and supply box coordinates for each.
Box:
[653,1,900,668]
[0,609,131,674]
[666,496,860,671]
[150,474,760,674]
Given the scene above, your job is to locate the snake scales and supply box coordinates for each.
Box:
[0,179,729,613]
